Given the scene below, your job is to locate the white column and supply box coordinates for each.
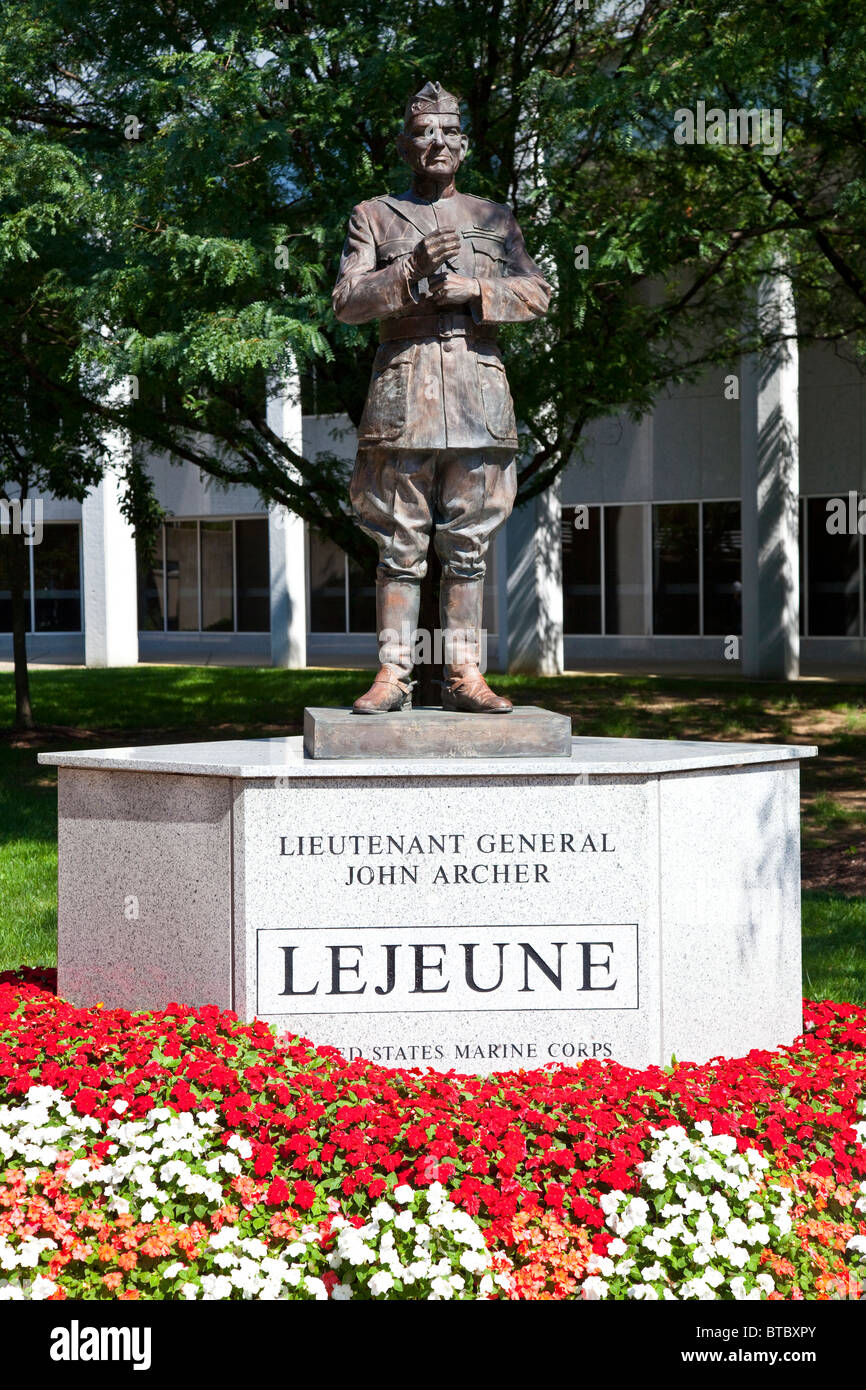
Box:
[81,432,139,669]
[506,478,564,675]
[740,262,800,679]
[266,372,307,668]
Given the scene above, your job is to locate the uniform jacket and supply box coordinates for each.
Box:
[332,189,551,450]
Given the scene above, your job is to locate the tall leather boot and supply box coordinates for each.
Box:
[353,578,420,714]
[440,577,512,713]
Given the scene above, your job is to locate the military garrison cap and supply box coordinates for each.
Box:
[403,81,461,125]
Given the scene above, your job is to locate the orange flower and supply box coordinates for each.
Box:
[118,1288,140,1300]
[211,1205,240,1230]
[269,1213,298,1239]
[97,1243,114,1263]
[141,1234,172,1259]
[117,1251,138,1272]
[177,1221,207,1255]
[102,1271,123,1292]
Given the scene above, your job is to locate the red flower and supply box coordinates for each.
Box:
[294,1180,316,1211]
[266,1176,290,1206]
[73,1088,100,1116]
[254,1145,276,1178]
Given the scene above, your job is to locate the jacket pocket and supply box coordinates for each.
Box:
[468,227,508,278]
[358,342,417,441]
[476,350,517,441]
[376,236,417,266]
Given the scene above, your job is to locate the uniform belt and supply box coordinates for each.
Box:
[379,313,497,343]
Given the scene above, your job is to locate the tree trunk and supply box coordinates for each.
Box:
[8,523,34,731]
[414,547,443,707]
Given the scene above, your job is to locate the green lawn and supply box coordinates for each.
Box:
[1,665,864,1003]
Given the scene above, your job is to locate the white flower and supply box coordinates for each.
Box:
[112,1099,128,1115]
[846,1234,866,1256]
[429,1276,454,1300]
[200,1274,233,1300]
[162,1262,185,1280]
[30,1275,58,1300]
[394,1184,414,1205]
[180,1283,199,1300]
[331,1283,353,1301]
[227,1135,253,1160]
[460,1250,489,1274]
[581,1275,609,1301]
[140,1201,157,1222]
[371,1202,395,1223]
[369,1271,395,1297]
[394,1210,414,1232]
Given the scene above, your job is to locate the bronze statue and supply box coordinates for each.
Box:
[333,81,551,713]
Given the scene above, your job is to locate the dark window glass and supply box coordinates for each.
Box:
[702,501,742,636]
[201,521,234,632]
[807,496,859,636]
[799,497,805,637]
[562,504,602,634]
[165,521,199,631]
[0,535,31,633]
[653,504,699,635]
[34,524,81,631]
[137,530,165,632]
[309,530,346,632]
[235,519,270,632]
[348,547,377,633]
[604,506,647,635]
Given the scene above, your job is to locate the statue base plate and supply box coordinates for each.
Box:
[303,705,572,760]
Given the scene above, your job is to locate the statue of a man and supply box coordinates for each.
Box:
[333,80,551,713]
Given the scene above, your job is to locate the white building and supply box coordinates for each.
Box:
[3,336,866,676]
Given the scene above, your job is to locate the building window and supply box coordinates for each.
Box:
[0,523,81,633]
[563,501,742,638]
[702,501,742,636]
[307,529,499,634]
[308,531,348,632]
[164,520,199,631]
[604,505,647,635]
[137,518,270,633]
[235,520,270,632]
[561,505,602,634]
[805,496,860,636]
[200,520,234,632]
[0,534,30,633]
[653,503,699,635]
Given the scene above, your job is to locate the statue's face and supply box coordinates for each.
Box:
[397,111,468,180]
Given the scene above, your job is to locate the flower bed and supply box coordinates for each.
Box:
[1,968,864,1301]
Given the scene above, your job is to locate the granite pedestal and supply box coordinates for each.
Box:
[39,733,816,1073]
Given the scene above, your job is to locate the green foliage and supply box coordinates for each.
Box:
[1,1,866,543]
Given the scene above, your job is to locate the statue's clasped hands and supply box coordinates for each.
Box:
[406,230,480,307]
